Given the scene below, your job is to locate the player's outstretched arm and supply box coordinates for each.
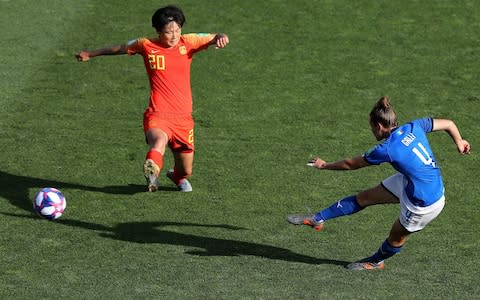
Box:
[75,44,128,62]
[308,156,370,170]
[210,33,229,49]
[432,119,471,154]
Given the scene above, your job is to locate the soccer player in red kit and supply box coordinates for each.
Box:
[76,5,229,192]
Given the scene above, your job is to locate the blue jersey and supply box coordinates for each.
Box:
[363,117,444,207]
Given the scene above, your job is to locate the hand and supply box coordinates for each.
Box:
[215,33,229,49]
[458,139,471,154]
[75,51,91,62]
[307,157,327,169]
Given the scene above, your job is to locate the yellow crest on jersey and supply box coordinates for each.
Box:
[179,46,187,55]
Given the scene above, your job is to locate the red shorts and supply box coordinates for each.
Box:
[143,112,194,153]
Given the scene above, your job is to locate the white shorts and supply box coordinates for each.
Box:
[382,173,445,232]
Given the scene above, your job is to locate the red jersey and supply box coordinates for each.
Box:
[127,34,214,116]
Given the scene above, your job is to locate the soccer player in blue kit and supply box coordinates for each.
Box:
[287,96,471,270]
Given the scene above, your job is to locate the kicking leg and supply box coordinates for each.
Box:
[287,184,398,230]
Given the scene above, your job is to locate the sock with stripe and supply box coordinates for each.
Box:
[314,195,363,222]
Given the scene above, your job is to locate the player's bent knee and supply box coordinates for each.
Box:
[355,191,374,207]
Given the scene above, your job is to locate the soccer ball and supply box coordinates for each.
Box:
[33,187,66,220]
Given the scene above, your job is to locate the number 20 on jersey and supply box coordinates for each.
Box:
[148,54,165,70]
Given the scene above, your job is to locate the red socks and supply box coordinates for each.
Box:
[171,166,187,185]
[146,150,189,185]
[146,149,163,170]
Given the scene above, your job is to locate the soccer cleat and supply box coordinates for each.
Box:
[286,214,324,231]
[345,258,385,271]
[166,169,193,192]
[144,159,160,192]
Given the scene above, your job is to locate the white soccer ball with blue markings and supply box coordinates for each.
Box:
[33,187,66,220]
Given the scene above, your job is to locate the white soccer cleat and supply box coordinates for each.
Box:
[166,169,192,192]
[287,214,324,231]
[144,159,160,192]
[345,258,385,271]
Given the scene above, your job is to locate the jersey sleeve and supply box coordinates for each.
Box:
[182,33,215,51]
[414,117,434,133]
[126,38,146,55]
[363,142,391,165]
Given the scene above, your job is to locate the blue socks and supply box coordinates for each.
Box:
[369,239,403,263]
[313,195,403,264]
[314,195,363,222]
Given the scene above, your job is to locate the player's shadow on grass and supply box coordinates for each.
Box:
[0,170,175,213]
[0,169,349,266]
[101,221,349,266]
[1,212,349,266]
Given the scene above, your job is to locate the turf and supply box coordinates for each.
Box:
[1,0,479,298]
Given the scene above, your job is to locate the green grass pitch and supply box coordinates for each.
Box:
[0,0,479,298]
